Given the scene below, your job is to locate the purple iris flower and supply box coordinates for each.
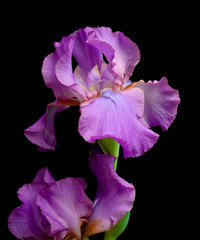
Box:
[8,153,135,240]
[24,26,180,158]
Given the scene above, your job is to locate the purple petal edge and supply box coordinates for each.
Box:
[137,77,180,130]
[83,153,135,236]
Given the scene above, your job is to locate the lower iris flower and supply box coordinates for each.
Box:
[24,26,180,157]
[8,153,135,240]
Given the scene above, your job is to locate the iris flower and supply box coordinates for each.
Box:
[8,153,135,240]
[24,27,180,158]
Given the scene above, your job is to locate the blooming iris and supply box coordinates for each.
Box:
[24,27,180,157]
[8,153,135,240]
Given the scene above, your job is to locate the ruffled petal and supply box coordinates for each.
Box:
[87,27,140,83]
[24,101,69,151]
[79,87,159,158]
[83,153,135,237]
[54,36,73,58]
[37,177,93,239]
[136,77,180,130]
[33,167,56,186]
[8,183,49,240]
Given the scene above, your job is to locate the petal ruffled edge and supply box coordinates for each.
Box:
[83,153,135,237]
[87,26,140,83]
[136,77,180,130]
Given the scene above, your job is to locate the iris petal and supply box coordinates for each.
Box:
[42,52,80,101]
[83,153,135,237]
[137,77,180,130]
[24,101,69,151]
[87,27,140,83]
[8,183,49,240]
[79,87,159,158]
[37,177,93,239]
[55,38,87,101]
[71,28,103,75]
[33,167,56,186]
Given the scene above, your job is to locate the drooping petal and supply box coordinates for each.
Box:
[136,77,180,130]
[83,153,135,237]
[33,167,56,186]
[37,177,93,239]
[79,87,159,158]
[24,101,69,151]
[8,183,49,240]
[87,27,140,83]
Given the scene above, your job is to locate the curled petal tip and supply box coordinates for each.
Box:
[136,77,180,131]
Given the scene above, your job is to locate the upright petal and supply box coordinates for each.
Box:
[42,52,81,101]
[87,27,140,83]
[71,28,103,75]
[136,77,180,130]
[8,183,49,240]
[37,177,93,240]
[83,153,135,237]
[33,167,56,186]
[53,36,73,58]
[85,63,114,92]
[79,87,159,158]
[24,101,69,151]
[55,37,87,101]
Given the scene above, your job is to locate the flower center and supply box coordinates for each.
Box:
[100,88,113,98]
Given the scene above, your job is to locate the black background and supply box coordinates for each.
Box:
[2,2,193,240]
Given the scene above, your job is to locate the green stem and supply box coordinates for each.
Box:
[104,211,130,240]
[97,138,120,170]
